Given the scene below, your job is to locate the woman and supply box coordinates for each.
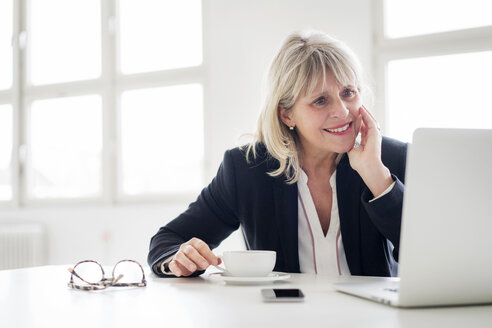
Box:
[148,30,407,277]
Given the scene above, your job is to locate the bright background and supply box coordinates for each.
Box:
[1,0,491,267]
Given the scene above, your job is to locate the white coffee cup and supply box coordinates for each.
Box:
[217,250,276,277]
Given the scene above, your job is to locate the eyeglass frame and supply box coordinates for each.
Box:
[67,259,147,291]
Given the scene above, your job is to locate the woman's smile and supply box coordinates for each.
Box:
[324,121,353,135]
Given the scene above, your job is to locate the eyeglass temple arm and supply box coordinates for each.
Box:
[67,267,84,282]
[113,274,124,283]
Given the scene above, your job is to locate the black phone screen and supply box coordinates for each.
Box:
[273,289,304,298]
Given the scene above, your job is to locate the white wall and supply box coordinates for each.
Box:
[0,0,373,267]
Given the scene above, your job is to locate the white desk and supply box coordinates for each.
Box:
[1,266,491,328]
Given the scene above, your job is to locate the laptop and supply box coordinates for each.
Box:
[333,128,492,307]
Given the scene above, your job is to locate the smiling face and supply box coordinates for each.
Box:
[280,68,362,159]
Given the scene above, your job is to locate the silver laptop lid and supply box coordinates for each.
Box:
[398,128,492,306]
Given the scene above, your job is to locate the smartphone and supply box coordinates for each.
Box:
[261,288,305,302]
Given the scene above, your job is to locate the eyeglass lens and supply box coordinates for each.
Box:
[72,261,104,286]
[112,261,144,284]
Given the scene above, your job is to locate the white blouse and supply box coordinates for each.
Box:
[297,169,351,275]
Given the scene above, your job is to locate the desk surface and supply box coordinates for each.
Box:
[1,265,491,328]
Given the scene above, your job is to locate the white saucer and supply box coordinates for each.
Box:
[208,272,291,285]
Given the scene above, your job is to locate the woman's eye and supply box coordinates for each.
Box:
[314,97,326,105]
[343,89,355,97]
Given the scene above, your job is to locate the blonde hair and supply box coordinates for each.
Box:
[246,30,367,184]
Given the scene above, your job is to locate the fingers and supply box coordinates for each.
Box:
[349,106,384,174]
[361,105,376,120]
[168,259,191,277]
[360,105,380,133]
[354,109,363,137]
[359,120,368,147]
[189,237,220,266]
[169,238,219,277]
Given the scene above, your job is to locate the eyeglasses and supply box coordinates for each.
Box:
[67,259,147,291]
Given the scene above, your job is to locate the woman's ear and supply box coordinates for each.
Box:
[278,106,294,127]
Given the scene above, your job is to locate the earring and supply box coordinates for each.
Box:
[289,126,295,131]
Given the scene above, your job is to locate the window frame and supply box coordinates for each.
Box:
[373,0,492,135]
[2,0,208,207]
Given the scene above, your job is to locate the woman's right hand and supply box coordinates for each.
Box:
[168,237,221,277]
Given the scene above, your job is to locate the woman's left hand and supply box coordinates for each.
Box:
[347,105,394,198]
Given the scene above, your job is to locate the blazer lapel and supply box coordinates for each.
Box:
[269,154,361,275]
[273,176,300,273]
[336,154,363,275]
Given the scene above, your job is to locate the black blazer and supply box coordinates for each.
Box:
[148,137,407,277]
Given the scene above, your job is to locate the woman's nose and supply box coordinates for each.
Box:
[330,98,350,118]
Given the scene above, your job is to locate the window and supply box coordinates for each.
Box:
[387,51,492,141]
[28,96,102,199]
[376,0,492,142]
[0,0,13,202]
[3,0,204,205]
[117,0,203,198]
[0,0,13,90]
[0,105,13,201]
[384,0,492,38]
[29,0,101,85]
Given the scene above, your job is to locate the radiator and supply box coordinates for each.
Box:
[0,223,47,270]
